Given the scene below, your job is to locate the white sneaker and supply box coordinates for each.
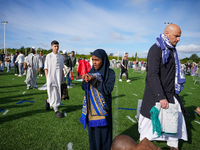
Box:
[67,86,73,88]
[18,74,22,77]
[15,74,18,76]
[40,74,43,77]
[23,73,26,75]
[127,79,131,82]
[119,79,122,82]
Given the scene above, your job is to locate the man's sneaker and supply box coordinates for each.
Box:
[15,74,18,76]
[71,83,75,86]
[67,85,73,88]
[18,74,22,77]
[119,79,122,82]
[127,79,131,82]
[55,111,63,118]
[45,99,50,110]
[27,86,30,90]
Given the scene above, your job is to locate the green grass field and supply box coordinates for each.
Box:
[0,67,200,150]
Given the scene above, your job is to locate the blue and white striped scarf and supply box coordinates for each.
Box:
[156,33,185,94]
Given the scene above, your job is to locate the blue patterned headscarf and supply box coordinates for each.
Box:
[156,33,185,94]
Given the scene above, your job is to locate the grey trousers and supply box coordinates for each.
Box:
[18,63,24,75]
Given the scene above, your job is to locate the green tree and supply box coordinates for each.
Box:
[189,54,199,63]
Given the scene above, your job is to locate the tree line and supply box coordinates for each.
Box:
[1,46,200,63]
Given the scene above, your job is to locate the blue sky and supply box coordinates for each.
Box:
[0,0,200,59]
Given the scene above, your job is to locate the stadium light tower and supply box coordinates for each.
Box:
[1,21,8,53]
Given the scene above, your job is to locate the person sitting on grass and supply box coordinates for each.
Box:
[44,40,65,118]
[80,49,115,150]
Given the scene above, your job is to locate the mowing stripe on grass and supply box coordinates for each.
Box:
[191,87,195,89]
[0,109,5,113]
[133,93,137,96]
[67,142,73,150]
[195,121,200,125]
[186,92,192,94]
[127,116,136,123]
[118,108,136,110]
[16,100,35,104]
[3,110,9,115]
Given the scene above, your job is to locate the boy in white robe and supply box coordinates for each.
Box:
[25,47,42,89]
[44,40,65,118]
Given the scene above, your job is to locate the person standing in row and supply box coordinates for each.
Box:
[4,53,11,73]
[13,52,19,75]
[44,40,65,118]
[139,24,189,150]
[119,52,131,82]
[0,52,4,75]
[70,51,76,86]
[63,50,72,88]
[15,51,24,76]
[25,47,42,89]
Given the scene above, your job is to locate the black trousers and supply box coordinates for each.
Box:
[14,64,19,74]
[88,109,112,150]
[120,67,128,79]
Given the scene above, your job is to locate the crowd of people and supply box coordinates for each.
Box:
[1,24,200,150]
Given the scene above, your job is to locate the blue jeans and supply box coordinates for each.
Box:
[64,73,70,86]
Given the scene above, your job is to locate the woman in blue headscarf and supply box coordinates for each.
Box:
[80,49,115,150]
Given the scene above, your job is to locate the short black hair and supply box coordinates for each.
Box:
[51,40,59,46]
[125,52,128,54]
[19,51,22,53]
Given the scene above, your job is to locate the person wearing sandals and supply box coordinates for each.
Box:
[44,40,65,118]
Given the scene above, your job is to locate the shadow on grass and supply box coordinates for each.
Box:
[120,123,140,143]
[61,104,82,113]
[179,105,197,148]
[179,94,189,105]
[0,109,47,124]
[0,104,33,110]
[0,84,26,88]
[0,93,44,104]
[112,94,126,100]
[128,76,144,81]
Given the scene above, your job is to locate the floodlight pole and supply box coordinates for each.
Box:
[1,21,8,54]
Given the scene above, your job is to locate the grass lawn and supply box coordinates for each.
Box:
[0,67,200,150]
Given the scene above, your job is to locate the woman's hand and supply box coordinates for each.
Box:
[85,74,93,82]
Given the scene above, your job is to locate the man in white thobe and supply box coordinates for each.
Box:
[25,47,42,89]
[44,40,65,118]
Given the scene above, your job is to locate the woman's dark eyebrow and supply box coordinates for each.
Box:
[92,59,99,61]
